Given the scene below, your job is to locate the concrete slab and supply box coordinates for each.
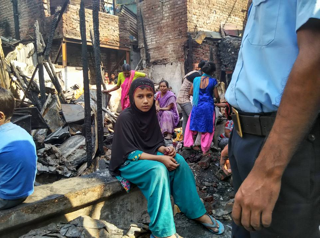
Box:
[0,170,147,238]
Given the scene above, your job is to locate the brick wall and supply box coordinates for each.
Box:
[0,0,48,40]
[137,0,247,67]
[137,0,188,64]
[187,0,248,33]
[192,40,221,79]
[0,1,14,37]
[61,5,131,49]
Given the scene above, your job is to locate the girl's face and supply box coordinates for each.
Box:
[134,87,154,112]
[159,82,168,94]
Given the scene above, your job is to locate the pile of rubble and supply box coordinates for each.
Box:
[21,215,150,238]
[0,39,117,185]
[218,36,242,72]
[180,147,234,226]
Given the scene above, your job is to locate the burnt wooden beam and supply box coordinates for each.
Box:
[34,21,46,106]
[19,64,39,107]
[44,61,67,103]
[80,0,93,166]
[54,41,62,64]
[92,0,105,156]
[44,0,70,60]
[12,0,20,40]
[11,64,42,110]
[47,59,67,103]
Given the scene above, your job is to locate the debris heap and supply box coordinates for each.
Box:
[0,40,117,185]
[218,36,242,71]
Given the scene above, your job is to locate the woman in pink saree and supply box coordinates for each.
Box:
[103,64,146,110]
[155,80,180,139]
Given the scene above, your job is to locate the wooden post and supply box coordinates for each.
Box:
[62,40,67,67]
[126,51,130,65]
[93,0,105,156]
[113,0,116,15]
[62,40,68,91]
[80,0,93,166]
[35,21,46,106]
[12,0,20,40]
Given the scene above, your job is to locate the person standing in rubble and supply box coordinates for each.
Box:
[184,61,219,156]
[155,80,180,140]
[103,64,146,110]
[177,60,207,136]
[225,1,320,238]
[0,87,37,210]
[109,78,224,238]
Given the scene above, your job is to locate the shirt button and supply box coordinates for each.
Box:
[308,134,315,142]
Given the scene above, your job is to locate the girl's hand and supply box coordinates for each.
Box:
[160,155,180,171]
[164,146,176,158]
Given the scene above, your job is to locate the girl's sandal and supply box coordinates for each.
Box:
[201,214,225,235]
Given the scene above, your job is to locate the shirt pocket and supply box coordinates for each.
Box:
[247,0,281,46]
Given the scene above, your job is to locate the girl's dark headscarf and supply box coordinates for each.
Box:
[109,78,165,176]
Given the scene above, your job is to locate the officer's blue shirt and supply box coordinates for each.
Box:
[225,0,320,113]
[0,122,37,200]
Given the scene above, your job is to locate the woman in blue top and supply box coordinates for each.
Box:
[109,78,224,238]
[184,61,219,155]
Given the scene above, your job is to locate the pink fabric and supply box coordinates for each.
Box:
[184,112,216,154]
[121,70,135,110]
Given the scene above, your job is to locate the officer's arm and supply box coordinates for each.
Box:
[232,19,320,231]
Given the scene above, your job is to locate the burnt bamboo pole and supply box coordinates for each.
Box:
[80,0,93,167]
[92,0,104,156]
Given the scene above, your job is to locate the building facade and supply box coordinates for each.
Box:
[137,0,249,94]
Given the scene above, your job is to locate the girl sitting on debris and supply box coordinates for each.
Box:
[155,80,179,140]
[184,61,219,156]
[109,78,224,238]
[103,64,146,110]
